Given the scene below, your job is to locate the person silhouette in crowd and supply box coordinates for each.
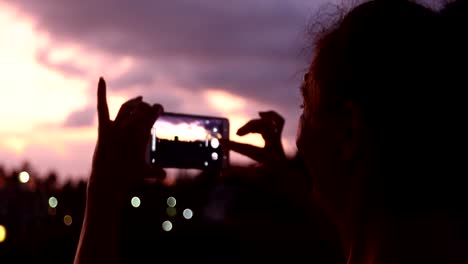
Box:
[75,0,467,263]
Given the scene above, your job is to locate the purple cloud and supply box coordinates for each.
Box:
[63,106,95,127]
[10,0,327,110]
[7,0,345,169]
[36,47,86,77]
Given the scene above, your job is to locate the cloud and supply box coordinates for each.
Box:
[10,0,310,58]
[2,0,337,178]
[35,47,86,77]
[2,0,446,180]
[7,0,323,110]
[63,106,96,128]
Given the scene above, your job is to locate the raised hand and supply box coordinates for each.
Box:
[225,112,312,218]
[88,77,165,206]
[227,111,286,165]
[75,77,165,264]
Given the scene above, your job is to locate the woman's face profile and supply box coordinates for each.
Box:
[297,71,356,222]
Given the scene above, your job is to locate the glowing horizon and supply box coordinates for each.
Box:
[154,120,212,142]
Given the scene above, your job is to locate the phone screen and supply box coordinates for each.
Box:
[149,112,229,169]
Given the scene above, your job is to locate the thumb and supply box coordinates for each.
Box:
[226,140,267,163]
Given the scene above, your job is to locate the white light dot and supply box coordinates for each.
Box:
[183,209,193,220]
[48,197,58,208]
[213,127,218,133]
[211,152,218,161]
[0,225,6,243]
[18,171,30,183]
[64,215,73,226]
[204,161,208,167]
[162,220,173,232]
[131,197,141,208]
[167,197,176,207]
[210,138,220,149]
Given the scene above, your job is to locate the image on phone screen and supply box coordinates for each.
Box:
[149,112,229,170]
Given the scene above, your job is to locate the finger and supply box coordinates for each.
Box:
[152,104,164,119]
[131,103,164,136]
[144,103,164,129]
[114,96,143,124]
[259,111,284,124]
[130,103,164,156]
[97,77,110,127]
[131,101,155,127]
[125,103,155,155]
[227,140,267,163]
[259,111,285,129]
[236,119,266,136]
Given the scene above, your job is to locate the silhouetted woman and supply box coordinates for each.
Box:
[74,1,467,263]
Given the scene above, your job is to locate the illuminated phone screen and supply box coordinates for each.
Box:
[149,112,229,169]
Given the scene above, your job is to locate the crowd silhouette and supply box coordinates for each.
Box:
[1,0,468,263]
[0,161,344,264]
[0,166,86,263]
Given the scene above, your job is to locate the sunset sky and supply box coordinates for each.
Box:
[0,0,439,181]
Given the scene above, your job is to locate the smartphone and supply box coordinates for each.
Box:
[148,112,229,170]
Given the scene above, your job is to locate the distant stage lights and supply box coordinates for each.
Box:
[131,196,141,208]
[162,220,173,232]
[0,225,6,243]
[183,209,193,220]
[48,197,58,208]
[167,197,176,207]
[18,171,30,183]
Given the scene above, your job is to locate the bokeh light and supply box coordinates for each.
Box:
[0,225,6,243]
[167,197,176,207]
[48,196,58,208]
[131,196,141,208]
[18,171,30,183]
[211,152,218,160]
[64,215,72,226]
[211,138,220,149]
[183,209,193,220]
[162,220,173,232]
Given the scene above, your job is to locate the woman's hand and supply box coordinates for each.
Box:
[225,111,311,212]
[75,77,165,264]
[88,77,165,206]
[225,110,293,191]
[227,111,286,165]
